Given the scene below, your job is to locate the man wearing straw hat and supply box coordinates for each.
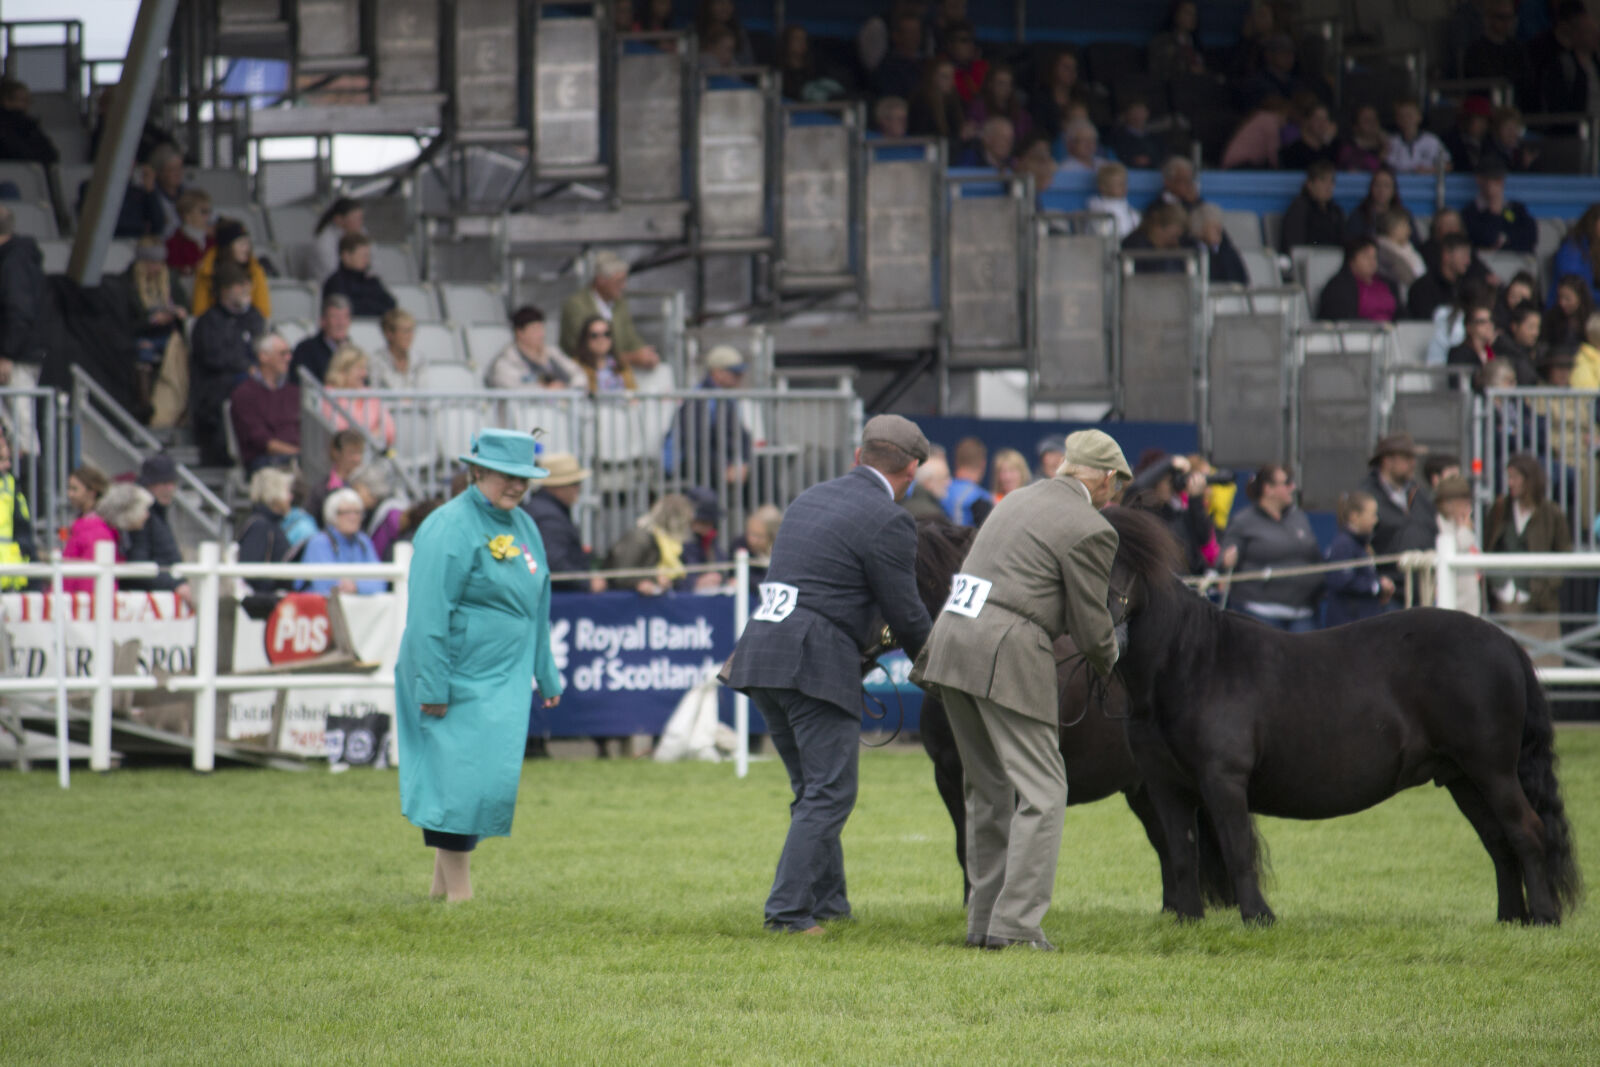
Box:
[395,429,563,902]
[912,429,1130,952]
[522,452,604,593]
[725,414,934,936]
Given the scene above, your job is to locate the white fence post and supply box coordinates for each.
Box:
[734,548,749,780]
[52,563,70,789]
[90,540,116,771]
[1435,541,1456,611]
[191,542,222,773]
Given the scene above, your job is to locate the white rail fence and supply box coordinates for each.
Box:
[1,543,757,789]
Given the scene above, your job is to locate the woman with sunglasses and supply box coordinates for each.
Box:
[572,314,636,392]
[1219,465,1324,632]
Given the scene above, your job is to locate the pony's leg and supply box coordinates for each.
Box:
[1143,782,1205,921]
[1123,786,1179,913]
[1473,772,1560,924]
[1444,779,1529,923]
[920,697,971,902]
[1194,776,1274,925]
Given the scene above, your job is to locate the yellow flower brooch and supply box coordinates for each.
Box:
[487,534,520,561]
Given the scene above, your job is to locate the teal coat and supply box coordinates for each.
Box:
[396,486,563,838]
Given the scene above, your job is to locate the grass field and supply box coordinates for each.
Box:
[3,730,1599,1066]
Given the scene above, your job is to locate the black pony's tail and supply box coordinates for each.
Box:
[1195,807,1268,908]
[1517,646,1583,917]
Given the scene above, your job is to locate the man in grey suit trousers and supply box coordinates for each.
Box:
[912,430,1131,951]
[726,415,935,935]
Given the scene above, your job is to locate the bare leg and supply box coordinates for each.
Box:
[437,848,473,902]
[430,851,447,900]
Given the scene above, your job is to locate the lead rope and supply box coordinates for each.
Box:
[858,656,906,748]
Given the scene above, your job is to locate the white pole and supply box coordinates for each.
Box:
[733,548,750,780]
[52,562,70,789]
[1435,540,1456,611]
[192,542,221,773]
[89,540,115,771]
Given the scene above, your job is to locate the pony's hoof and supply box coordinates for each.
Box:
[1170,910,1204,924]
[1242,910,1275,927]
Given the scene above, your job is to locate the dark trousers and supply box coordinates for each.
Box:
[749,687,859,930]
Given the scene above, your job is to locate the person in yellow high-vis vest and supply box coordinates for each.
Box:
[0,431,36,590]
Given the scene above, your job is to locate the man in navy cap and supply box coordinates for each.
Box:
[726,414,935,936]
[123,453,189,601]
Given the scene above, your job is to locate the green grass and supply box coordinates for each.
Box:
[3,731,1600,1066]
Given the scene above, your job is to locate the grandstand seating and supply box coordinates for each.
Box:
[438,282,509,325]
[370,244,417,284]
[267,280,319,323]
[462,324,512,370]
[6,200,57,239]
[0,161,50,203]
[389,282,440,322]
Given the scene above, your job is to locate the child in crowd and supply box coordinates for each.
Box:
[1323,490,1393,626]
[1434,475,1481,616]
[1107,98,1163,170]
[1385,99,1448,174]
[1374,208,1426,288]
[1087,162,1141,239]
[164,188,212,276]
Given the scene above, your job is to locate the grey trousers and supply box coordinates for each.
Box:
[935,685,1067,943]
[748,687,859,931]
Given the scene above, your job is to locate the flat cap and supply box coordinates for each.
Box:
[1062,429,1133,480]
[592,250,630,278]
[705,344,745,371]
[138,453,179,486]
[861,414,930,463]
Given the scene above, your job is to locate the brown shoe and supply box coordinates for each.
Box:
[797,925,827,936]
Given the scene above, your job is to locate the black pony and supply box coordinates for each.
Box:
[1102,505,1582,925]
[909,518,1235,913]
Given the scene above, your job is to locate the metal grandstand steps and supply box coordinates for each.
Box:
[216,0,293,57]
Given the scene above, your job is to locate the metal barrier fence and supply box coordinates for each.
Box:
[0,384,65,555]
[305,382,863,555]
[1476,388,1600,550]
[1293,324,1394,513]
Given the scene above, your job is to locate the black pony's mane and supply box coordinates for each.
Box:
[914,517,976,616]
[1101,506,1188,589]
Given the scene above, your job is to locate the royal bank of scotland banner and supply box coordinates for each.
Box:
[541,592,736,737]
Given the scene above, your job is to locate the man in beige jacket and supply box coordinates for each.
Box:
[912,430,1130,951]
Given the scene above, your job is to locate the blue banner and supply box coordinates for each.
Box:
[536,592,733,738]
[533,592,928,738]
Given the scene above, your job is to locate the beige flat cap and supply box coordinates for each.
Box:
[1063,429,1133,480]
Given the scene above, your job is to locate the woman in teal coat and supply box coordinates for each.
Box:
[396,429,563,901]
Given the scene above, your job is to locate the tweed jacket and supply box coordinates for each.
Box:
[558,287,646,360]
[911,473,1119,723]
[726,466,932,713]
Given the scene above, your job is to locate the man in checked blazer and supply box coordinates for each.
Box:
[726,415,934,935]
[912,430,1130,952]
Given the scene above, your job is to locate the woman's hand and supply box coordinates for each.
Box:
[422,703,447,718]
[1222,545,1240,570]
[338,578,358,594]
[542,695,561,708]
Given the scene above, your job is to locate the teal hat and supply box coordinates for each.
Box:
[458,429,549,479]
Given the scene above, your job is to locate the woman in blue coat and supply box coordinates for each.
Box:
[396,429,563,901]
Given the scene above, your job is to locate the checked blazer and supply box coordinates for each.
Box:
[911,473,1119,724]
[726,466,932,713]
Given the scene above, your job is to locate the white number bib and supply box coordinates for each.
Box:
[942,573,992,618]
[753,582,800,623]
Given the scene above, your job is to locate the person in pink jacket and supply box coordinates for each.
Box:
[60,465,112,595]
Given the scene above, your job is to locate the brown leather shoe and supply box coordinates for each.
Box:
[797,925,827,936]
